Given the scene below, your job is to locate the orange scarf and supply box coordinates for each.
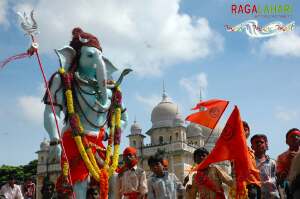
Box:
[116,159,138,174]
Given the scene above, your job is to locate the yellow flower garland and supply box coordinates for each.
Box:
[74,114,84,134]
[108,107,121,177]
[104,145,112,168]
[109,144,120,177]
[87,147,101,173]
[74,135,100,181]
[58,67,65,74]
[104,112,115,168]
[66,90,74,114]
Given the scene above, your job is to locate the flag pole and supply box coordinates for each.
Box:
[18,11,75,198]
[203,102,229,146]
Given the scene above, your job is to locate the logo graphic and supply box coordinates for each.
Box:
[221,123,234,140]
[209,107,220,118]
[225,20,295,38]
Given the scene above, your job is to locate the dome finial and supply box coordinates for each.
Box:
[131,117,142,134]
[162,80,167,101]
[134,115,137,123]
[199,86,203,102]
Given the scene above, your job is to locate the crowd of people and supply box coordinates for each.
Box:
[1,122,299,199]
[112,122,300,199]
[0,176,35,199]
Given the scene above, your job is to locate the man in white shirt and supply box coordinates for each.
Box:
[147,155,185,199]
[0,175,24,199]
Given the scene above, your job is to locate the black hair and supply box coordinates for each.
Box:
[87,187,99,197]
[8,173,16,181]
[286,128,300,140]
[148,155,163,167]
[242,121,250,131]
[194,147,209,160]
[250,134,268,143]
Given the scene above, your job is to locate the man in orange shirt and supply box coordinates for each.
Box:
[276,128,300,198]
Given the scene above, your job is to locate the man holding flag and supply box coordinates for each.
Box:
[242,121,261,199]
[186,147,233,199]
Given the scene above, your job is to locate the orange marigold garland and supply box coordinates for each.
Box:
[99,168,109,199]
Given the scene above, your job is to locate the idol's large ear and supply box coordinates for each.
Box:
[103,56,118,80]
[54,46,76,70]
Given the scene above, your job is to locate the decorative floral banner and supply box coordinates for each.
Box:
[225,20,295,38]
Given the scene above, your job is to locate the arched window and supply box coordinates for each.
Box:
[169,136,172,143]
[133,140,136,147]
[159,136,164,144]
[175,133,179,140]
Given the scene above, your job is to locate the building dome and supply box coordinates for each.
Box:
[201,125,222,137]
[40,139,50,151]
[173,111,184,127]
[151,91,181,128]
[131,119,142,134]
[186,123,204,138]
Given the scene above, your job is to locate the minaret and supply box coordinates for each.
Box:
[127,118,145,151]
[198,86,206,111]
[36,139,50,199]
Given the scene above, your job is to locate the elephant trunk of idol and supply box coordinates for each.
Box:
[94,55,110,111]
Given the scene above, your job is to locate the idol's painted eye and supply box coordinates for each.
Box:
[87,53,93,58]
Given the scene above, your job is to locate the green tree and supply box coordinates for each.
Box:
[0,160,37,186]
[22,160,38,179]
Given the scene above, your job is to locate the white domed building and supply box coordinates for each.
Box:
[127,89,224,181]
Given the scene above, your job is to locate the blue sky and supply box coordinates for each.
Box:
[0,0,299,166]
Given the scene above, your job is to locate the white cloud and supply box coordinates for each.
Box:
[135,93,161,110]
[275,106,299,122]
[13,0,223,76]
[0,0,8,26]
[261,31,300,57]
[179,72,208,102]
[17,95,44,125]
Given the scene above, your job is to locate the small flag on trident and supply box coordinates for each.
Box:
[0,52,31,68]
[0,11,39,69]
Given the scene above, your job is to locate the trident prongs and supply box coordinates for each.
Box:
[17,10,39,37]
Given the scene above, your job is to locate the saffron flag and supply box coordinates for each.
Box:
[193,106,253,196]
[185,99,229,129]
